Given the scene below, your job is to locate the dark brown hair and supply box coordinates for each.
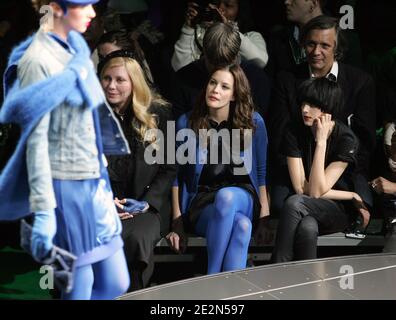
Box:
[300,15,345,61]
[190,64,255,145]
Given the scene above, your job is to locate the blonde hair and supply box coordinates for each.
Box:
[100,57,167,144]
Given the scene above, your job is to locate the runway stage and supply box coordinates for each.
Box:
[119,253,396,300]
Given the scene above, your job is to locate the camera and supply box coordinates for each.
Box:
[192,0,223,26]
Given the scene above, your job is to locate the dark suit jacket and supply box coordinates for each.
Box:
[268,62,376,206]
[266,25,302,80]
[170,58,271,120]
[108,103,177,236]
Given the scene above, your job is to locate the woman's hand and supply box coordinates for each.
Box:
[31,209,56,262]
[114,198,149,220]
[115,198,134,220]
[166,231,181,252]
[166,215,188,253]
[313,114,334,143]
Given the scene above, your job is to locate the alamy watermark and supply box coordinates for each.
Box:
[339,5,354,30]
[339,265,354,290]
[142,121,253,175]
[39,5,54,30]
[39,265,54,290]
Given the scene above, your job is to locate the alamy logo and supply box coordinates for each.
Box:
[39,265,54,290]
[143,121,253,175]
[339,5,355,30]
[39,5,54,29]
[339,265,354,290]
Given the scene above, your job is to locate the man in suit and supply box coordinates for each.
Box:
[269,15,376,217]
[171,21,271,120]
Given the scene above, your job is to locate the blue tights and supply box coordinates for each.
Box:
[62,248,130,300]
[195,187,253,274]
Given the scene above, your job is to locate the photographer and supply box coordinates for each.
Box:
[171,0,268,72]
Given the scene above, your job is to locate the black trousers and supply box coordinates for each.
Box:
[269,165,294,218]
[121,211,161,291]
[272,194,349,262]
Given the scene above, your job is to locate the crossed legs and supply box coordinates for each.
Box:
[195,187,254,274]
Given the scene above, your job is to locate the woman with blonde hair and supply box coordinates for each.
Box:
[99,50,176,291]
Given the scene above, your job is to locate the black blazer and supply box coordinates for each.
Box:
[266,25,302,80]
[108,103,177,236]
[268,61,376,177]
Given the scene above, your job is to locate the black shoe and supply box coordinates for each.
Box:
[345,215,367,239]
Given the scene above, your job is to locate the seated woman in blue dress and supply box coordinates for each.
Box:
[167,63,271,274]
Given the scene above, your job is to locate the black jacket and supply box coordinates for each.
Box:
[107,103,177,236]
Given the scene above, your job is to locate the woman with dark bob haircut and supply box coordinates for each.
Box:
[272,77,370,262]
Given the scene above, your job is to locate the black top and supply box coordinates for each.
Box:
[282,120,359,191]
[266,25,305,80]
[187,118,259,231]
[107,106,138,199]
[198,119,251,188]
[106,103,177,236]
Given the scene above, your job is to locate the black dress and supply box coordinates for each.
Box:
[186,119,261,232]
